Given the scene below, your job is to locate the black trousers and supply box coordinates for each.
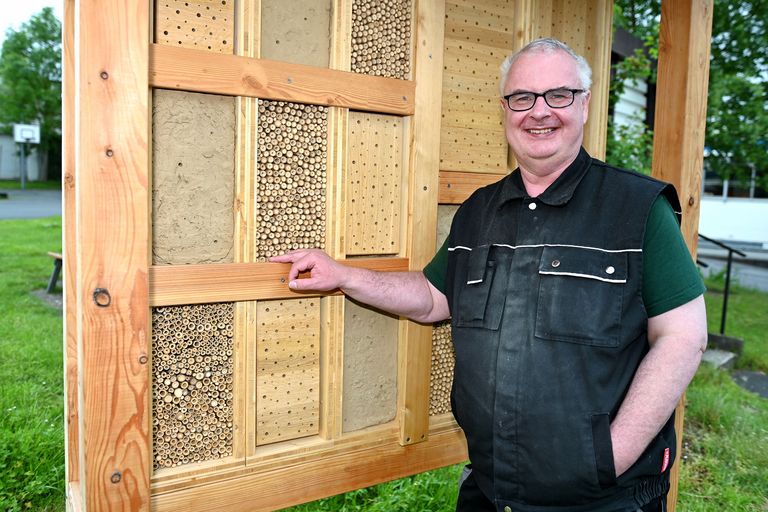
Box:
[455,466,667,512]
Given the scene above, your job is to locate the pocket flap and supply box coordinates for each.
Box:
[538,246,628,284]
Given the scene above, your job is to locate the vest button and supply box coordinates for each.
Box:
[605,266,615,275]
[551,259,561,268]
[528,202,537,210]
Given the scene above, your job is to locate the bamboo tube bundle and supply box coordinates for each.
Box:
[255,100,328,261]
[429,321,455,416]
[350,0,412,79]
[151,302,235,469]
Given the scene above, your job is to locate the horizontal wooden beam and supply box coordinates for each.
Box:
[149,44,415,115]
[438,170,506,204]
[149,258,409,306]
[151,425,467,512]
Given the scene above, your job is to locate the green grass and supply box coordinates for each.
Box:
[1,218,766,511]
[0,180,62,191]
[676,276,768,511]
[703,272,768,372]
[678,366,768,510]
[0,217,65,512]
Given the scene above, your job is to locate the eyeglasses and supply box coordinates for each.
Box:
[502,88,585,112]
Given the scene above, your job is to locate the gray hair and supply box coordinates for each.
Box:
[499,38,592,95]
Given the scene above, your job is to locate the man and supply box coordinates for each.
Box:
[271,38,706,512]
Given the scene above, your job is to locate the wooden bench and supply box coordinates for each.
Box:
[47,252,63,293]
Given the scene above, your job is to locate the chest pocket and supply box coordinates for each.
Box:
[535,246,628,347]
[453,245,507,330]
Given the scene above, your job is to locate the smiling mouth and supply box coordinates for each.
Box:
[527,128,555,134]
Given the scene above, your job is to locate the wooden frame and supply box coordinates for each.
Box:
[66,1,465,510]
[64,1,712,510]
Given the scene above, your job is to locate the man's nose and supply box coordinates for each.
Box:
[529,95,551,116]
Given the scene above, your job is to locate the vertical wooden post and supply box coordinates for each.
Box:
[398,0,445,446]
[651,1,713,509]
[73,0,151,509]
[576,0,614,160]
[62,0,83,506]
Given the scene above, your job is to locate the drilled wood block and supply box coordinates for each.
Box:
[429,321,454,416]
[346,112,403,255]
[256,298,320,446]
[151,303,235,469]
[440,0,513,174]
[155,0,234,53]
[351,0,412,79]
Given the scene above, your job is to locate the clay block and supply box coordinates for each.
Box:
[152,90,235,265]
[342,299,398,432]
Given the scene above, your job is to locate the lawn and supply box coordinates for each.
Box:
[0,216,766,511]
[0,217,64,511]
[0,179,62,191]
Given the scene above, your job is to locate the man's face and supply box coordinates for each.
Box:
[501,50,590,175]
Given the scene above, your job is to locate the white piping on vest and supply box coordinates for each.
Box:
[448,243,642,254]
[538,270,627,284]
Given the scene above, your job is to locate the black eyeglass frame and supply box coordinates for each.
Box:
[502,88,586,112]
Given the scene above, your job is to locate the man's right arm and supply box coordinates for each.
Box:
[270,249,450,324]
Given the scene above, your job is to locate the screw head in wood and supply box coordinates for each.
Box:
[110,471,121,484]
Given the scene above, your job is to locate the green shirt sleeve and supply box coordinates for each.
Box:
[423,236,449,294]
[641,196,706,317]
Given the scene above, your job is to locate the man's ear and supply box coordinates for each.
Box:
[582,90,591,124]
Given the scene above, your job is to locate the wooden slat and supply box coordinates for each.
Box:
[151,426,467,511]
[62,0,78,495]
[235,0,259,464]
[438,170,506,204]
[75,0,150,508]
[149,44,415,115]
[651,1,713,510]
[66,482,82,512]
[397,0,446,447]
[149,258,410,306]
[320,105,349,439]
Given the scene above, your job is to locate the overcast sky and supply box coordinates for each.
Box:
[0,0,62,48]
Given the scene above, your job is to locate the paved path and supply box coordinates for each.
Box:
[0,189,61,219]
[732,370,768,399]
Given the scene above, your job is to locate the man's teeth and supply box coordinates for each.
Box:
[528,128,554,134]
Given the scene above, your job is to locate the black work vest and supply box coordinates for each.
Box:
[446,149,681,511]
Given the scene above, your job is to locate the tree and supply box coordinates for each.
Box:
[0,8,62,180]
[705,0,768,193]
[611,0,768,194]
[605,2,659,176]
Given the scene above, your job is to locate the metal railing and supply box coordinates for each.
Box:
[698,234,747,335]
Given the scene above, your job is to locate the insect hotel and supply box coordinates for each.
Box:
[62,0,712,510]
